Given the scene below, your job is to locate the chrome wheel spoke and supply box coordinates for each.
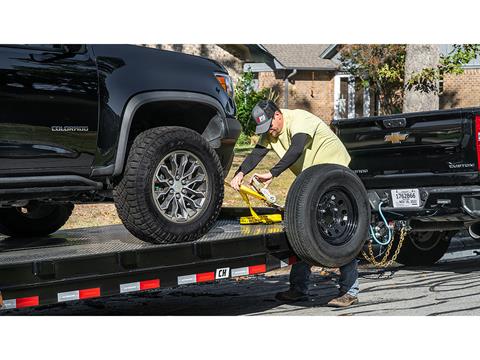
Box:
[186,174,206,188]
[182,163,199,180]
[177,196,189,220]
[159,193,174,210]
[183,194,203,209]
[170,153,179,177]
[178,154,189,178]
[154,188,170,198]
[157,165,174,181]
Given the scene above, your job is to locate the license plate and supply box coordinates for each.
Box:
[391,188,420,208]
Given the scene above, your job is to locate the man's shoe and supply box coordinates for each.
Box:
[275,289,308,302]
[327,293,358,308]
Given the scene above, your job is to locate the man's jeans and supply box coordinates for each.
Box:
[289,259,359,296]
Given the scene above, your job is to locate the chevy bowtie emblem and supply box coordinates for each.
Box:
[384,132,409,144]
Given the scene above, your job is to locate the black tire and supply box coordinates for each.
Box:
[114,126,224,244]
[394,230,455,266]
[284,164,370,268]
[0,202,73,237]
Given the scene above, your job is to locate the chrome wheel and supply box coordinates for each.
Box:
[152,150,209,223]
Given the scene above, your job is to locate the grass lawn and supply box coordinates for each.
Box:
[62,150,296,229]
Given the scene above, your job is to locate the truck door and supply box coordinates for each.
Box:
[0,45,98,177]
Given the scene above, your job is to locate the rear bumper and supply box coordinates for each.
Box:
[368,185,480,222]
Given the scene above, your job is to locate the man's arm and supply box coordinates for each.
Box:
[270,133,309,177]
[230,144,269,190]
[234,144,269,176]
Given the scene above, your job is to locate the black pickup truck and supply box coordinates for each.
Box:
[334,107,480,265]
[0,44,241,244]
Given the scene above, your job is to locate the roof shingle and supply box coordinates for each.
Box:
[261,44,338,70]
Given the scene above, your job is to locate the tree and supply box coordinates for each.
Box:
[340,44,480,115]
[234,69,277,137]
[339,45,406,115]
[405,44,480,93]
[403,44,440,112]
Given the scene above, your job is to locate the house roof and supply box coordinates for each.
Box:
[261,44,338,70]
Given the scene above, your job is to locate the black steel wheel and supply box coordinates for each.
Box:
[316,188,358,246]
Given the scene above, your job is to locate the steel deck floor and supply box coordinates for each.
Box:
[0,219,285,265]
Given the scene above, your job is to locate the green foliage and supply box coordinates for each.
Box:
[340,44,480,113]
[235,132,252,148]
[406,44,480,93]
[339,45,406,115]
[234,69,277,137]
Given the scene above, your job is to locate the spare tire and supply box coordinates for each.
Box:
[285,164,370,267]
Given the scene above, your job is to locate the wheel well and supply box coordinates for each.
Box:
[127,101,217,146]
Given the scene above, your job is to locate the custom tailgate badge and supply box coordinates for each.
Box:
[385,132,409,144]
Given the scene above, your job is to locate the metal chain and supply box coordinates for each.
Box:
[362,227,407,268]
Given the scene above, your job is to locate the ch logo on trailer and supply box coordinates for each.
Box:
[384,132,409,144]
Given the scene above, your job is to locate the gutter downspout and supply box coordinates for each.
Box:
[284,69,297,108]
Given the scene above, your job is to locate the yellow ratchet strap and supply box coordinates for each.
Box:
[237,184,282,225]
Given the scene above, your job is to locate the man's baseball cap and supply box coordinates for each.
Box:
[251,100,280,135]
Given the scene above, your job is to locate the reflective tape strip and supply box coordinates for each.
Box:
[2,299,17,310]
[178,274,197,285]
[120,282,140,293]
[140,279,160,290]
[120,279,160,293]
[231,264,266,277]
[280,255,298,267]
[248,264,266,275]
[1,296,39,310]
[196,272,215,283]
[16,296,39,308]
[58,290,80,302]
[58,288,100,302]
[2,296,40,309]
[178,272,216,285]
[79,288,100,299]
[231,267,249,277]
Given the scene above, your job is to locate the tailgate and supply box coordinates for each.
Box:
[334,108,480,188]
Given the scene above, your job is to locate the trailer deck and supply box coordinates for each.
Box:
[0,207,296,311]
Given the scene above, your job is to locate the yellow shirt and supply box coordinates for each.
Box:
[259,109,351,176]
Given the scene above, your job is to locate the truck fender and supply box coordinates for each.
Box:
[113,91,226,177]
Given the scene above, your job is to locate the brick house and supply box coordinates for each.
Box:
[144,44,345,124]
[243,45,341,124]
[242,44,480,123]
[143,44,480,123]
[321,44,480,116]
[438,45,480,109]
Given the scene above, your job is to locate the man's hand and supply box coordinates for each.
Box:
[230,172,244,191]
[250,172,273,188]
